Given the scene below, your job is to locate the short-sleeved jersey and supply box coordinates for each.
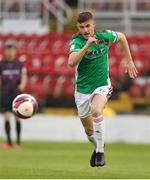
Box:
[69,30,118,94]
[0,59,26,94]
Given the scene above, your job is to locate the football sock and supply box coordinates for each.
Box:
[87,134,96,147]
[4,121,12,145]
[93,115,105,153]
[16,120,21,144]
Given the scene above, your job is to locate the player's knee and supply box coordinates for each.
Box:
[91,108,102,119]
[4,119,10,122]
[15,116,20,122]
[91,108,104,123]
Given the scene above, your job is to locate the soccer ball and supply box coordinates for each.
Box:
[12,94,38,119]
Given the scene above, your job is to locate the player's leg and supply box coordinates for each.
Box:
[91,94,106,153]
[15,116,21,147]
[80,116,96,167]
[12,92,22,148]
[91,94,106,166]
[81,115,96,147]
[74,91,96,146]
[74,91,97,167]
[1,94,13,148]
[90,85,113,166]
[3,112,13,148]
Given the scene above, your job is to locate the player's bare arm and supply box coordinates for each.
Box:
[18,71,28,91]
[116,32,138,78]
[68,36,96,67]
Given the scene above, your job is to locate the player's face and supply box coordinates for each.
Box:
[77,19,95,39]
[4,47,16,60]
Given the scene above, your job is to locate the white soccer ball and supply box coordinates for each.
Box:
[12,94,38,119]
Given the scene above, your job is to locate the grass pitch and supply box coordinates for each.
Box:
[0,141,150,179]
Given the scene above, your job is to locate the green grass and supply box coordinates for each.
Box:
[0,141,150,179]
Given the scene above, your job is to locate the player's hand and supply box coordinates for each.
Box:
[18,84,25,91]
[124,60,138,78]
[85,36,97,49]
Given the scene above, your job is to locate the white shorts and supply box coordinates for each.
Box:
[74,84,113,118]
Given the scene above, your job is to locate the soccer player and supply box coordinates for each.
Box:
[68,12,138,167]
[0,41,27,149]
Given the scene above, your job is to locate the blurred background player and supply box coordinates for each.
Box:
[0,41,27,149]
[68,11,138,167]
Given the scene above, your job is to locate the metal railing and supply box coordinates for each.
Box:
[0,0,41,19]
[0,0,73,32]
[78,0,150,34]
[43,0,72,32]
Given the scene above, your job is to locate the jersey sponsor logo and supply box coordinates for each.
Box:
[85,48,105,59]
[2,69,20,76]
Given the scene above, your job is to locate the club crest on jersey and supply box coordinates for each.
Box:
[96,39,105,45]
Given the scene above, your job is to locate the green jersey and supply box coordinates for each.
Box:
[69,30,118,94]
